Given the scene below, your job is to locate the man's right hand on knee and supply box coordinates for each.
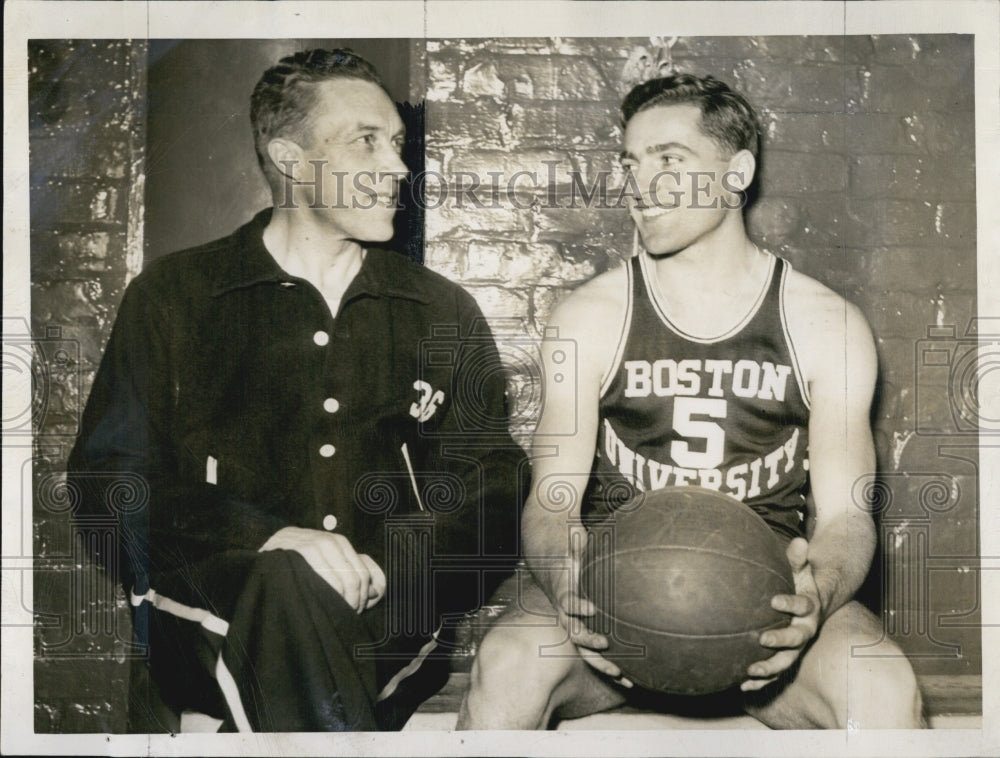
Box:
[260,527,386,612]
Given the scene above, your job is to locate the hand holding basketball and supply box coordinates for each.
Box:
[551,525,632,685]
[582,488,798,695]
[741,537,821,692]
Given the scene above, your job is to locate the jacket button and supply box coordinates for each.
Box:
[323,397,340,413]
[313,330,330,346]
[319,444,336,458]
[322,514,338,531]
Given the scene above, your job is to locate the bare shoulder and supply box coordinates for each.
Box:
[547,262,629,345]
[542,261,631,390]
[782,265,876,390]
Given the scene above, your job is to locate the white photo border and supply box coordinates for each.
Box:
[4,1,998,756]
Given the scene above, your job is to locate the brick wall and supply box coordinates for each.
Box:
[419,36,979,676]
[30,39,147,732]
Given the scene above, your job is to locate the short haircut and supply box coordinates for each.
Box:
[621,74,760,160]
[250,48,388,179]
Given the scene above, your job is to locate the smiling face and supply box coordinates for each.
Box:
[269,78,408,243]
[621,103,753,256]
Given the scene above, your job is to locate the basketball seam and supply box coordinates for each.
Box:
[590,544,794,585]
[598,617,788,639]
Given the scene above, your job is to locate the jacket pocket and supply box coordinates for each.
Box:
[180,429,269,503]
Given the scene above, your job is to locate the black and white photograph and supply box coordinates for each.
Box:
[3,2,998,756]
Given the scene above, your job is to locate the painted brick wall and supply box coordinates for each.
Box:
[419,35,979,676]
[30,39,147,733]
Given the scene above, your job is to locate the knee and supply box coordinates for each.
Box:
[855,649,924,727]
[469,621,573,695]
[802,604,924,729]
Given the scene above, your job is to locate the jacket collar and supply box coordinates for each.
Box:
[211,208,431,304]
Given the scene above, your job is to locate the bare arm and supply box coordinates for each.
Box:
[803,300,878,616]
[522,268,630,678]
[522,306,603,601]
[744,284,878,688]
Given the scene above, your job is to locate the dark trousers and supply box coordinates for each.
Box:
[129,549,443,732]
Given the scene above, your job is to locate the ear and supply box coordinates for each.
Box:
[725,149,756,192]
[266,137,305,181]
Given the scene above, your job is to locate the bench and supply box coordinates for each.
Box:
[178,602,983,732]
[178,671,981,732]
[401,599,984,731]
[401,672,983,731]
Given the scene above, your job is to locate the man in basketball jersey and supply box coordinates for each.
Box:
[457,74,923,729]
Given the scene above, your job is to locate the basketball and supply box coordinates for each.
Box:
[581,486,795,695]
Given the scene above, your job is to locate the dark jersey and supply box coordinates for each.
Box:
[586,252,811,540]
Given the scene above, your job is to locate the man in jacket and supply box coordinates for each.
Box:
[68,48,525,732]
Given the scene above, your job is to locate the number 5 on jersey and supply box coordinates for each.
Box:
[670,397,727,469]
